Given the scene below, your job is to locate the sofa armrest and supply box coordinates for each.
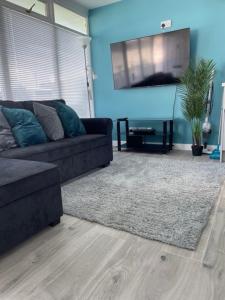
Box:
[81,118,113,136]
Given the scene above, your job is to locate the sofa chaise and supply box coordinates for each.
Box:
[0,158,62,254]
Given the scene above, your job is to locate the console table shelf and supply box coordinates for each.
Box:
[117,117,174,154]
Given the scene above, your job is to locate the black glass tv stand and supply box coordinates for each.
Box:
[117,117,173,154]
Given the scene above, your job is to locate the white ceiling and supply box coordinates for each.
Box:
[72,0,121,9]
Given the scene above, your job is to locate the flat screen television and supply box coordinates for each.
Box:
[110,28,190,89]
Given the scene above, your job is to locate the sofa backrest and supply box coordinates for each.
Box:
[0,99,66,112]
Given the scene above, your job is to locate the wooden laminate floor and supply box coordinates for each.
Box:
[0,152,225,300]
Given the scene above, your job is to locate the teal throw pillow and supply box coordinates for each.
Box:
[2,107,48,147]
[53,102,86,137]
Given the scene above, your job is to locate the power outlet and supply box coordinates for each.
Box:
[161,20,172,29]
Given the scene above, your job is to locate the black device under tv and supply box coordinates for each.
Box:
[129,127,156,136]
[111,28,190,89]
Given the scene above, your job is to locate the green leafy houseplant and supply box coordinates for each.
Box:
[191,118,202,145]
[179,59,216,156]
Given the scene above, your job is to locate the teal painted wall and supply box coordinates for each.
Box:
[89,0,225,144]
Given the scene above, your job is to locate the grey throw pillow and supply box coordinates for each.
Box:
[33,102,64,141]
[0,108,17,152]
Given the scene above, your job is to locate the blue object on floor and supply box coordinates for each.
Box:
[210,145,220,160]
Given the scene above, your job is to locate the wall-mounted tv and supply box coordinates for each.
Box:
[110,28,190,89]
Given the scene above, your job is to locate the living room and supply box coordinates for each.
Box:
[0,0,225,299]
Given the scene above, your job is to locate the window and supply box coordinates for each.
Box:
[0,6,92,117]
[54,3,88,35]
[3,1,89,35]
[56,29,90,116]
[4,0,47,16]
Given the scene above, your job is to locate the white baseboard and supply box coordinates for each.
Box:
[173,144,216,151]
[113,140,126,147]
[112,140,216,151]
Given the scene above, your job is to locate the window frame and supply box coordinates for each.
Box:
[0,0,51,22]
[53,2,88,36]
[0,0,89,36]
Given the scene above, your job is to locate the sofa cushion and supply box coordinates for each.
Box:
[2,107,48,147]
[0,99,65,112]
[33,102,64,141]
[0,158,60,208]
[0,101,24,109]
[53,102,86,137]
[0,134,110,162]
[22,99,66,113]
[0,108,17,152]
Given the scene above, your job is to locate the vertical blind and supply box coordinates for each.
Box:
[0,6,91,117]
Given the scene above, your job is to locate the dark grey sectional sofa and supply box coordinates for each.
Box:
[0,100,113,254]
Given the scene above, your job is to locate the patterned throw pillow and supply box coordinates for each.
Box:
[0,107,17,152]
[33,102,64,141]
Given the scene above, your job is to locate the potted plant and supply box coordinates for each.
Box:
[179,59,216,156]
[191,118,203,156]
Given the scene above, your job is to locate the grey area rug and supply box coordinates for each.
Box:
[62,152,225,250]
